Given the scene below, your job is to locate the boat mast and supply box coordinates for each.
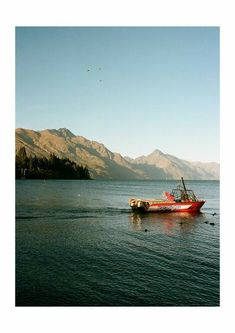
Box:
[181,177,189,200]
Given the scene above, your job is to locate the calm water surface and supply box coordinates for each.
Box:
[16,180,219,306]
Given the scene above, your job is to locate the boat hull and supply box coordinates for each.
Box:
[129,199,205,213]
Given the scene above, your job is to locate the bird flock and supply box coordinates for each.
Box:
[87,67,102,83]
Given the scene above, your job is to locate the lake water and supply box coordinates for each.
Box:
[16,180,219,306]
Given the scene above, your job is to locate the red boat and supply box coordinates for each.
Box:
[129,177,205,213]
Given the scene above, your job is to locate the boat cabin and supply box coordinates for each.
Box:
[171,184,198,202]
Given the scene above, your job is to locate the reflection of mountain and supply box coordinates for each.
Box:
[16,128,219,180]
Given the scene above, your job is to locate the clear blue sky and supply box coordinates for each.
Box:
[16,27,219,162]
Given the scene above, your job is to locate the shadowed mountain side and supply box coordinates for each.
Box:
[15,128,219,180]
[93,159,142,180]
[131,164,167,179]
[190,161,219,179]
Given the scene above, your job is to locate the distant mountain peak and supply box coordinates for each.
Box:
[151,149,164,155]
[40,128,75,139]
[58,128,75,138]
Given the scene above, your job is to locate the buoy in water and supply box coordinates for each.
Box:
[145,229,148,232]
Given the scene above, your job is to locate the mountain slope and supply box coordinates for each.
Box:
[128,149,219,180]
[15,128,144,179]
[15,128,219,180]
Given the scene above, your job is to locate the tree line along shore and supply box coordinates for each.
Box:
[15,147,91,180]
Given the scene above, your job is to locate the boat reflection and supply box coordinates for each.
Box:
[129,211,204,235]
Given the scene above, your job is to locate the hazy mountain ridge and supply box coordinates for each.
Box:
[127,149,219,180]
[15,128,219,180]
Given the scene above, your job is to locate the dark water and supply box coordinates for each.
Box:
[16,180,219,306]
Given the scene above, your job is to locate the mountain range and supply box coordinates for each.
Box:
[15,128,219,180]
